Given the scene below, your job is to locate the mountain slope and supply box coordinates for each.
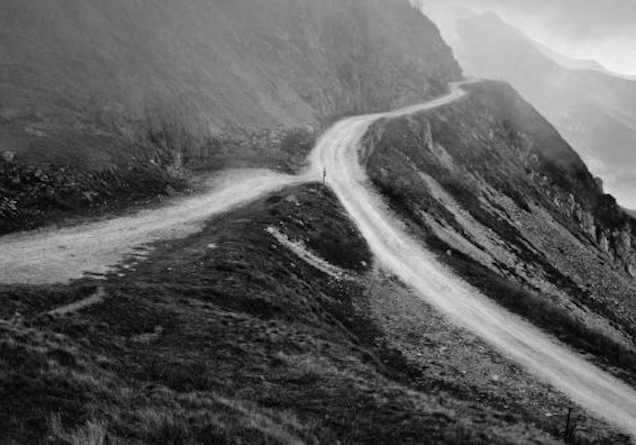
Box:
[0,0,461,234]
[0,0,461,166]
[1,184,579,445]
[3,80,636,444]
[367,81,636,395]
[4,2,636,443]
[450,12,636,209]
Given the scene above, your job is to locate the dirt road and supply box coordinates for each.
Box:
[3,81,636,437]
[309,81,636,437]
[0,169,301,284]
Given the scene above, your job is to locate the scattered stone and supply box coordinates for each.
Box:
[132,325,165,344]
[285,194,300,206]
[2,150,15,162]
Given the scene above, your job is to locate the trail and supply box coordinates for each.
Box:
[0,169,301,284]
[310,81,636,437]
[2,81,636,437]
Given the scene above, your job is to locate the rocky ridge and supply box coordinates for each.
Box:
[366,81,636,368]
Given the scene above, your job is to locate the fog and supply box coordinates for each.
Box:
[418,0,636,210]
[422,0,636,76]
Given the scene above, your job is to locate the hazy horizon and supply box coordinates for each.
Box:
[419,0,636,210]
[422,0,636,77]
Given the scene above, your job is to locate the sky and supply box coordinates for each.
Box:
[421,0,636,76]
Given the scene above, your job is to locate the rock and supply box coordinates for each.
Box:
[598,231,611,254]
[627,258,636,278]
[285,194,300,205]
[82,190,99,203]
[2,150,15,163]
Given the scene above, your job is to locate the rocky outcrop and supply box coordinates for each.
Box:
[530,168,636,276]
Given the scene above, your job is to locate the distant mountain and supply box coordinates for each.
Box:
[452,12,636,208]
[536,43,636,81]
[535,44,609,73]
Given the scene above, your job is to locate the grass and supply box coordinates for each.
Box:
[50,414,108,445]
[0,113,320,237]
[0,156,186,236]
[0,184,588,445]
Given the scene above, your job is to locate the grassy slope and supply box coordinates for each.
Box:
[5,184,625,444]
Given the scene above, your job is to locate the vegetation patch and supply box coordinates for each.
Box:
[0,184,588,445]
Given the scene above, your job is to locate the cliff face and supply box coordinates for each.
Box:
[366,81,636,371]
[0,0,461,168]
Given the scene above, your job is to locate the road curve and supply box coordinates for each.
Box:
[310,81,636,437]
[2,80,636,436]
[0,169,301,284]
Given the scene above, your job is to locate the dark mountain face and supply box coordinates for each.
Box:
[0,0,461,168]
[450,12,636,209]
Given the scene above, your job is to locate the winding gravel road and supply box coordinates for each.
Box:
[0,169,301,284]
[310,81,636,437]
[2,81,636,437]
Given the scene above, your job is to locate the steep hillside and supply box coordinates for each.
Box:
[366,81,636,391]
[450,12,636,209]
[1,184,629,444]
[0,0,460,165]
[0,0,461,234]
